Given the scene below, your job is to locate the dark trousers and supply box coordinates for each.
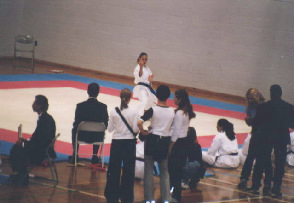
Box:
[104,139,136,203]
[272,143,287,190]
[252,145,273,188]
[72,135,100,156]
[168,138,188,202]
[240,141,272,182]
[10,144,28,174]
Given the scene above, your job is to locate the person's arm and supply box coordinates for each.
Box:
[137,108,153,136]
[207,134,221,155]
[107,110,114,132]
[102,105,109,128]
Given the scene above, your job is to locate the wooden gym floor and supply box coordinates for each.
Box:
[1,58,294,203]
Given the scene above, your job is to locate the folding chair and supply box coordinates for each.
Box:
[73,121,106,168]
[27,133,60,187]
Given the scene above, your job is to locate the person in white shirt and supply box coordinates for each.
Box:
[239,133,251,165]
[133,52,157,116]
[104,88,139,203]
[202,119,240,168]
[286,129,294,166]
[168,89,196,202]
[138,85,174,203]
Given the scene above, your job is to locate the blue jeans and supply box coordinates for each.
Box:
[182,161,201,185]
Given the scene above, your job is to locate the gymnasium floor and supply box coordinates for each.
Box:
[0,60,294,203]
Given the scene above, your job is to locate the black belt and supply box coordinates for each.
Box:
[138,82,156,95]
[215,152,238,163]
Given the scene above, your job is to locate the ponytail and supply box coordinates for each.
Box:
[175,89,196,120]
[120,88,132,110]
[217,119,236,141]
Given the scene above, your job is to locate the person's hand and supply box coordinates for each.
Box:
[138,59,145,69]
[140,130,149,136]
[16,138,25,146]
[148,75,154,82]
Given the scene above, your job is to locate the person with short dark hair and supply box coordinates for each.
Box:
[9,95,56,185]
[138,84,174,203]
[71,83,109,164]
[250,84,294,197]
[202,119,240,168]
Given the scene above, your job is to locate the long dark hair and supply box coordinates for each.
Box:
[137,52,148,63]
[217,119,236,141]
[175,89,196,120]
[120,88,132,110]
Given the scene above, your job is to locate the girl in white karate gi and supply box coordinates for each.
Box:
[239,133,251,165]
[202,119,240,168]
[286,129,294,166]
[133,52,157,116]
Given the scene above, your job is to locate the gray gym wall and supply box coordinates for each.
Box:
[1,0,294,103]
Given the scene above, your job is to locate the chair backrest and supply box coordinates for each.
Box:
[77,121,106,144]
[46,133,60,159]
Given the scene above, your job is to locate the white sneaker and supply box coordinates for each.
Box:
[181,182,189,190]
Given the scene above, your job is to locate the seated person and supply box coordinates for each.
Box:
[9,95,56,185]
[286,128,294,166]
[239,133,251,165]
[71,83,109,164]
[202,119,240,168]
[181,127,205,190]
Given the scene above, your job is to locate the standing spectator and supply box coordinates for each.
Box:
[104,88,138,203]
[138,85,174,203]
[71,83,109,164]
[238,88,272,190]
[168,89,196,202]
[250,84,294,197]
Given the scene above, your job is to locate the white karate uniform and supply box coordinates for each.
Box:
[286,131,294,166]
[133,64,157,116]
[135,141,145,179]
[239,133,251,165]
[202,132,240,168]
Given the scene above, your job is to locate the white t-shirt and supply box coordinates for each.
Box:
[208,132,239,156]
[108,107,139,140]
[170,110,190,142]
[140,105,175,137]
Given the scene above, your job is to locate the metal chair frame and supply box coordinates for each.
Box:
[13,34,36,73]
[27,133,60,187]
[74,121,106,167]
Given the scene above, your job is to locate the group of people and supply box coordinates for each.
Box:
[6,52,294,203]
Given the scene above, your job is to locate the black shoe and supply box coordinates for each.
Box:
[8,173,29,186]
[91,156,101,164]
[263,185,271,196]
[248,187,260,195]
[237,179,247,190]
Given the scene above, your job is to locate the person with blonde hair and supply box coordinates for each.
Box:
[104,88,139,203]
[238,88,273,192]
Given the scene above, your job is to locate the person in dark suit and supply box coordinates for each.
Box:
[10,95,56,185]
[71,83,109,164]
[250,84,294,197]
